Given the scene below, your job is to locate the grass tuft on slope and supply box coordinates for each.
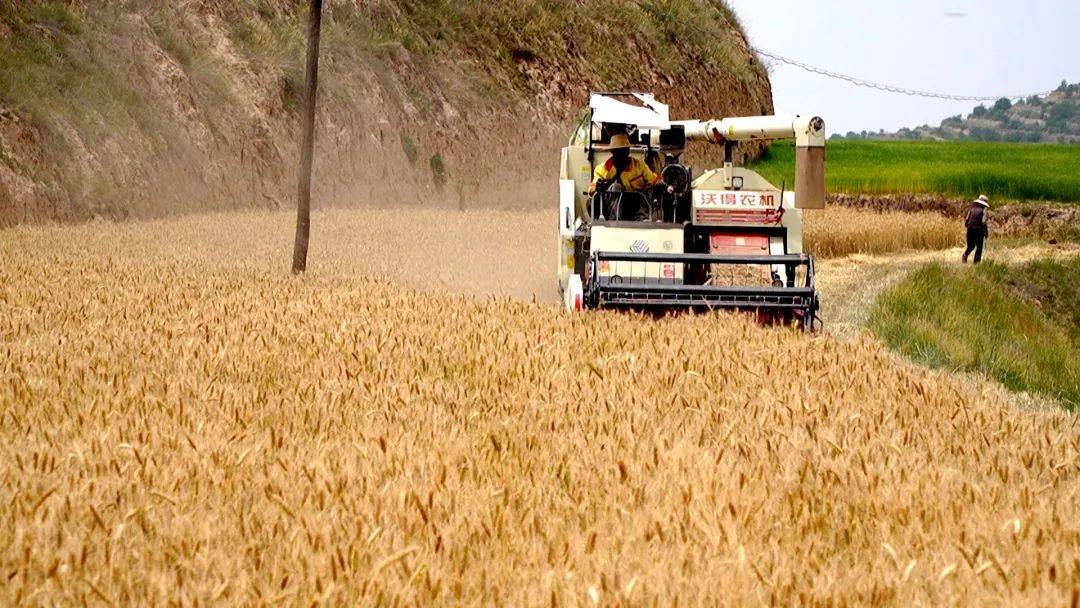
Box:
[869,258,1080,410]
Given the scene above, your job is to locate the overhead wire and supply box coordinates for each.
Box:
[751,47,1054,102]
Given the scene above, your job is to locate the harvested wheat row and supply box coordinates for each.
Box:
[0,211,1076,606]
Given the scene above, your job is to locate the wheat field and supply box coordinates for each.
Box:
[1,209,1077,605]
[804,207,960,259]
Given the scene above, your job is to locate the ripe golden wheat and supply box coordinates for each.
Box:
[805,207,962,258]
[0,210,1076,605]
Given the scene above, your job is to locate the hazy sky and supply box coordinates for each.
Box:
[726,0,1079,135]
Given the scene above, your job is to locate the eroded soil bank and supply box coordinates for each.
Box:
[829,193,1079,241]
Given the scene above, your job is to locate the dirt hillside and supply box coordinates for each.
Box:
[0,1,772,226]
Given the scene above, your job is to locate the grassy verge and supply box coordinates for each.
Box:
[749,140,1080,204]
[869,258,1080,410]
[984,257,1080,343]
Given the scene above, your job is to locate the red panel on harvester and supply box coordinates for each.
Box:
[709,232,772,287]
[709,232,770,255]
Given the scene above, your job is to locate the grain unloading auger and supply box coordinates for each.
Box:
[558,92,826,329]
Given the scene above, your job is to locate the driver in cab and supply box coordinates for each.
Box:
[589,133,662,221]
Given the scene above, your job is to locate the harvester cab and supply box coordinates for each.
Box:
[558,92,827,329]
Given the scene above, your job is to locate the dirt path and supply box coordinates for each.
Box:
[815,242,1080,340]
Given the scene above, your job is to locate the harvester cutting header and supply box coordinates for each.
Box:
[558,92,827,328]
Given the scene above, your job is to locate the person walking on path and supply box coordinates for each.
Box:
[962,194,990,264]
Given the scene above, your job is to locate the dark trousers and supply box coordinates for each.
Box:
[603,192,650,221]
[962,228,985,263]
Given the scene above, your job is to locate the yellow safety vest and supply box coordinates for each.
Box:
[590,157,660,193]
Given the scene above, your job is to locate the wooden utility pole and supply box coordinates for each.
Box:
[292,0,324,274]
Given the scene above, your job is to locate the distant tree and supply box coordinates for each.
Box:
[1049,102,1076,120]
[1045,101,1077,130]
[971,105,988,118]
[860,130,867,138]
[1003,131,1037,143]
[992,97,1013,112]
[1026,95,1042,106]
[1057,79,1068,93]
[970,126,1001,142]
[845,131,859,139]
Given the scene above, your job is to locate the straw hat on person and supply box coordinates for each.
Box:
[608,134,631,149]
[974,194,990,208]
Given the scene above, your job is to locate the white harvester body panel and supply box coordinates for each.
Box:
[590,93,670,129]
[691,168,803,254]
[557,179,577,289]
[560,144,596,220]
[591,225,685,285]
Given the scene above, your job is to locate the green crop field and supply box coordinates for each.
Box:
[747,140,1080,203]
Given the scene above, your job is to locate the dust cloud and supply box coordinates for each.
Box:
[50,204,560,303]
[308,205,557,302]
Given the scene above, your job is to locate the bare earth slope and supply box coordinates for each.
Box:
[1,212,1077,605]
[0,1,771,226]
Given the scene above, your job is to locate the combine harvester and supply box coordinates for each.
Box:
[558,92,827,329]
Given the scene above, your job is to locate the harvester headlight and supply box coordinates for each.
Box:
[660,164,691,194]
[732,176,744,190]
